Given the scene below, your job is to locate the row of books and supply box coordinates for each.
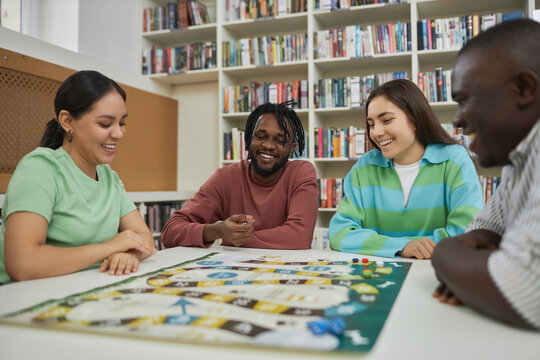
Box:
[223,80,308,113]
[314,126,373,159]
[142,0,209,32]
[223,128,249,161]
[440,124,473,150]
[318,178,344,209]
[224,0,307,22]
[142,42,217,75]
[314,71,408,109]
[136,202,184,249]
[417,11,523,51]
[417,67,452,103]
[479,176,501,204]
[315,0,406,10]
[314,22,411,59]
[222,33,308,67]
[224,129,309,160]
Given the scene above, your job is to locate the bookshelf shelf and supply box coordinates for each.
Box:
[315,158,357,163]
[222,108,308,119]
[142,23,217,46]
[319,207,337,212]
[313,53,412,72]
[128,191,195,203]
[313,107,365,115]
[222,12,308,36]
[415,0,526,19]
[222,61,309,78]
[314,3,411,27]
[149,68,218,84]
[417,49,460,65]
[429,101,457,109]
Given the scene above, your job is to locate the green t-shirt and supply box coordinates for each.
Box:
[0,147,136,283]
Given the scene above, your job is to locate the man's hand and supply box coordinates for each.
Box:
[433,282,462,305]
[204,215,255,246]
[454,230,501,250]
[401,238,437,259]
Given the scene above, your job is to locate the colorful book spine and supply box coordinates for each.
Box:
[417,11,524,51]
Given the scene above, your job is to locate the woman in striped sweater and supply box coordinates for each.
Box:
[329,79,483,259]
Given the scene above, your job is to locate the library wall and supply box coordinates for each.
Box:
[0,47,178,192]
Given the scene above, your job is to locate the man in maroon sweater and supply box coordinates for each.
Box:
[162,102,318,249]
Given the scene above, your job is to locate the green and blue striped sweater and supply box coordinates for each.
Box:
[329,143,483,257]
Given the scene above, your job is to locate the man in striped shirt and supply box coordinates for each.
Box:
[432,19,540,330]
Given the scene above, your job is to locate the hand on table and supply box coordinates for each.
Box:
[219,214,255,247]
[401,238,437,259]
[433,282,462,306]
[104,229,156,259]
[100,252,140,275]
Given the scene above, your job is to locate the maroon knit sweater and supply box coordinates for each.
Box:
[161,160,318,249]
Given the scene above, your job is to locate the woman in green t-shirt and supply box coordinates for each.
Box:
[0,71,156,283]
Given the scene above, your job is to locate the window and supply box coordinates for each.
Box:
[0,0,22,32]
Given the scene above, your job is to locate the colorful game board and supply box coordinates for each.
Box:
[0,253,411,352]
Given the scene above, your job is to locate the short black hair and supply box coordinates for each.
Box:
[458,18,540,74]
[244,100,305,158]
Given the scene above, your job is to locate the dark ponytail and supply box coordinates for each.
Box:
[40,70,126,149]
[40,119,66,149]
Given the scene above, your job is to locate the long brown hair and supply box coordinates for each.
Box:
[365,79,455,150]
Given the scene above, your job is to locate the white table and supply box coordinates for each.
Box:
[0,246,538,360]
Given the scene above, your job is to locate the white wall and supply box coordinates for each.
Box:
[78,0,141,74]
[22,0,79,52]
[0,26,170,95]
[172,82,220,192]
[21,0,140,74]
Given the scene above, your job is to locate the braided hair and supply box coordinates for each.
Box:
[244,100,305,158]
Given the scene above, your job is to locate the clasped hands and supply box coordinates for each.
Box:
[204,214,255,247]
[100,229,157,275]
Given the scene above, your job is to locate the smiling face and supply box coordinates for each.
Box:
[451,49,530,167]
[366,96,425,165]
[248,113,296,184]
[61,90,127,178]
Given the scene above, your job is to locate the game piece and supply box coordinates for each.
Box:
[308,319,327,336]
[363,269,373,279]
[327,318,346,335]
[362,258,369,264]
[352,258,359,264]
[376,261,384,268]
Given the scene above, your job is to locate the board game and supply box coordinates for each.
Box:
[0,253,411,352]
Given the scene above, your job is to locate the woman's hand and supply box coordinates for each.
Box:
[100,252,139,275]
[103,229,156,259]
[401,238,437,259]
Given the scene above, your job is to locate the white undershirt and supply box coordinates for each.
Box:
[393,160,421,207]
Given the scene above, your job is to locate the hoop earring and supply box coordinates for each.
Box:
[67,129,73,143]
